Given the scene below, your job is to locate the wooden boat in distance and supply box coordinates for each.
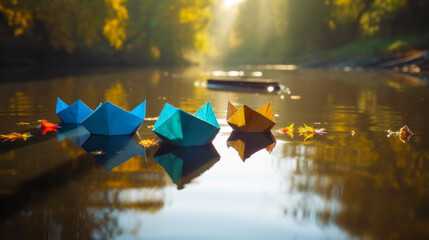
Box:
[207,77,281,92]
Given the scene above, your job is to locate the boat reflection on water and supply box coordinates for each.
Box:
[81,135,145,172]
[57,124,91,147]
[57,124,147,172]
[227,131,276,161]
[152,143,220,189]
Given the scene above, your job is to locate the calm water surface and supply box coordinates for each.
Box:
[0,66,429,240]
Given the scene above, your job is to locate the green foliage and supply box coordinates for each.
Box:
[0,0,213,65]
[222,0,429,63]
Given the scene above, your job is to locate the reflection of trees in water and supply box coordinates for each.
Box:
[277,128,429,239]
[273,76,429,239]
[0,139,168,239]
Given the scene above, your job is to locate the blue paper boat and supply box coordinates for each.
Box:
[57,124,91,147]
[56,97,97,124]
[153,102,220,147]
[153,143,220,189]
[81,135,145,172]
[82,100,146,136]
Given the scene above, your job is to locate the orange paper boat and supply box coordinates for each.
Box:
[227,102,276,132]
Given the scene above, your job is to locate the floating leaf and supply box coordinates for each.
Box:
[387,125,414,143]
[16,122,29,126]
[303,133,314,141]
[400,125,414,143]
[314,128,328,135]
[279,123,294,138]
[90,150,106,156]
[304,124,313,132]
[42,127,58,135]
[139,139,158,147]
[298,124,313,134]
[40,119,59,128]
[280,123,294,133]
[147,125,155,129]
[1,132,32,142]
[145,117,159,121]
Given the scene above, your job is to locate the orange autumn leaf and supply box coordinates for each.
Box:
[1,132,32,142]
[139,139,158,147]
[42,127,58,135]
[279,123,294,138]
[280,123,294,133]
[387,125,414,143]
[41,119,59,128]
[16,122,29,126]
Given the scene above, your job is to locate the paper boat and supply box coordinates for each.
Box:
[227,131,276,161]
[56,97,98,124]
[153,102,220,147]
[57,124,91,146]
[227,102,276,132]
[153,143,220,189]
[81,135,145,172]
[82,100,146,135]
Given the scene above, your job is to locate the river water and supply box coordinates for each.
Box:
[0,66,428,239]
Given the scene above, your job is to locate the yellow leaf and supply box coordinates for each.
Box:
[303,133,314,141]
[1,132,32,142]
[304,123,314,133]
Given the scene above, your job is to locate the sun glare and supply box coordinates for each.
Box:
[222,0,245,9]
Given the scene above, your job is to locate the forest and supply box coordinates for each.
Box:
[1,0,428,65]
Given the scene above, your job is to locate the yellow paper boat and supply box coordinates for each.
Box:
[227,102,276,132]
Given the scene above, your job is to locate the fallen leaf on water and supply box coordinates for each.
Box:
[387,125,414,143]
[298,124,314,134]
[145,117,159,121]
[90,150,106,156]
[139,139,158,147]
[42,127,58,135]
[290,95,302,100]
[1,132,32,142]
[279,123,294,138]
[400,125,414,143]
[280,123,294,133]
[303,133,314,141]
[16,122,29,126]
[40,119,59,128]
[314,128,328,135]
[147,125,154,129]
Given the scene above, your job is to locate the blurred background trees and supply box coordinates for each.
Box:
[0,0,428,65]
[0,0,212,65]
[213,0,429,64]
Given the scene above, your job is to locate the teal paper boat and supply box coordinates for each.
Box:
[82,100,146,136]
[153,102,220,146]
[56,97,97,124]
[153,143,220,189]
